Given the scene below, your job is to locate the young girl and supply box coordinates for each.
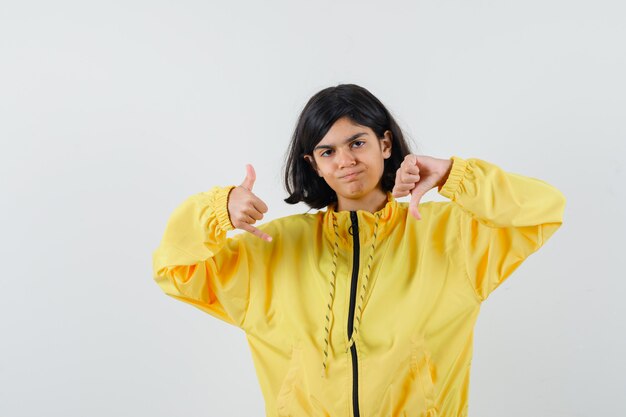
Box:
[152,84,566,417]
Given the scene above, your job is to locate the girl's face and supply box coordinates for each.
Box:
[304,117,392,209]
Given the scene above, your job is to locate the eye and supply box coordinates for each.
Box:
[320,149,333,157]
[352,140,365,148]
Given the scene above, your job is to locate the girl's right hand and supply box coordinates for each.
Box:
[227,164,272,242]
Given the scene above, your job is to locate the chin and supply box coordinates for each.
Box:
[341,186,371,199]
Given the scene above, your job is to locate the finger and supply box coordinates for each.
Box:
[240,223,273,242]
[392,184,413,197]
[394,183,414,195]
[409,177,437,220]
[241,164,256,191]
[231,213,255,228]
[250,194,269,214]
[404,154,418,167]
[409,188,423,220]
[393,173,414,197]
[409,204,422,220]
[404,164,420,176]
[244,207,264,221]
[400,172,420,184]
[402,155,420,172]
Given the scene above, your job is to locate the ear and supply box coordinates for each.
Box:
[381,130,393,159]
[303,154,323,177]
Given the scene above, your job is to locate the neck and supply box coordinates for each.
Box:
[336,189,388,213]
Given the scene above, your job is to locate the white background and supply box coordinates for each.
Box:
[1,1,624,416]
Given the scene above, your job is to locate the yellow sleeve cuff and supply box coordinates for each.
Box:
[438,156,468,200]
[214,185,236,232]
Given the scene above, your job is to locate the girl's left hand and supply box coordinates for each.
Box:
[392,155,453,220]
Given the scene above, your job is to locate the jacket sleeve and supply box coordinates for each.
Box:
[438,156,566,302]
[152,185,253,328]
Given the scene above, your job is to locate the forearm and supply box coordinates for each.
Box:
[438,156,566,228]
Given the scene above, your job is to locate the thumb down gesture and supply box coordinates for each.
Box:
[391,155,453,220]
[227,164,272,242]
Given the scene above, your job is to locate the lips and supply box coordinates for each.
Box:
[341,171,362,180]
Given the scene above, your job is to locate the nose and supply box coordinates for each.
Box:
[336,147,356,168]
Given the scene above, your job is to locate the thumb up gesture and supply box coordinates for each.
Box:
[392,155,453,220]
[227,164,272,242]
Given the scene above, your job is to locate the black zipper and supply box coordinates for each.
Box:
[348,211,361,417]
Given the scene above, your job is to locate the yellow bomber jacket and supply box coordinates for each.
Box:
[152,156,566,417]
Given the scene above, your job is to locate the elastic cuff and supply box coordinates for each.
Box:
[438,156,468,200]
[215,185,236,232]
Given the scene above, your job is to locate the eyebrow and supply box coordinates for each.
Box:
[313,132,368,151]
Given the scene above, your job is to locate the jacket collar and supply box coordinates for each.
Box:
[322,191,399,246]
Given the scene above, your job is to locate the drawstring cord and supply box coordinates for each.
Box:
[321,213,340,378]
[321,211,381,378]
